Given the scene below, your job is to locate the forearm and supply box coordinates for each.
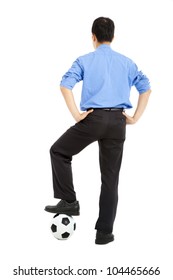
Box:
[60,86,81,121]
[133,89,151,122]
[123,89,151,124]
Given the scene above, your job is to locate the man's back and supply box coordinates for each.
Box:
[61,44,150,111]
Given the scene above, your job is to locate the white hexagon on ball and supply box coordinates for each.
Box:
[50,214,76,240]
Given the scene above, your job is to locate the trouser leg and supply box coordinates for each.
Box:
[95,138,125,233]
[50,121,97,200]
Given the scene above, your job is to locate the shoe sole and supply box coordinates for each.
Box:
[95,237,114,245]
[44,208,80,216]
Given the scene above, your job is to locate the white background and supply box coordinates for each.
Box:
[0,0,173,279]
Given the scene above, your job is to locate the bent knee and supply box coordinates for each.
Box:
[50,144,58,155]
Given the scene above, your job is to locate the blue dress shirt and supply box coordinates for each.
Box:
[60,44,151,111]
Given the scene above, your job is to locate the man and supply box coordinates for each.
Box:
[45,17,151,245]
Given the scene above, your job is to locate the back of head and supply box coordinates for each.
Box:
[91,17,115,43]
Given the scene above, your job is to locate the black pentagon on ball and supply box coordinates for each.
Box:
[74,223,76,231]
[51,224,57,233]
[53,213,60,218]
[62,217,70,226]
[62,232,70,238]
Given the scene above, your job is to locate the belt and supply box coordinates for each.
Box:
[88,108,124,111]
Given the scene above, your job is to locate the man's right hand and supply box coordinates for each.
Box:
[75,109,94,122]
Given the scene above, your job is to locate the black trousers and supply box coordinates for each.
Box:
[50,109,126,233]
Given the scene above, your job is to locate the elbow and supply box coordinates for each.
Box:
[60,85,64,93]
[60,86,72,96]
[60,86,67,95]
[145,89,151,99]
[147,89,152,98]
[141,89,151,95]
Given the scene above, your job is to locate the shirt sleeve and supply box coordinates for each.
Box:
[60,58,83,90]
[129,61,151,94]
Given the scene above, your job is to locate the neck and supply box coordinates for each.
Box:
[95,41,111,48]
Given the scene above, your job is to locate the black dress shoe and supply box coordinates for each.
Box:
[95,231,114,245]
[44,200,80,215]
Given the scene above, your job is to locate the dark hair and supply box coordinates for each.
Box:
[91,17,115,43]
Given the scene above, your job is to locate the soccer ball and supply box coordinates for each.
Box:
[50,214,76,240]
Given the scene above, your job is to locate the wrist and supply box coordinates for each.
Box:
[133,115,138,123]
[73,112,81,122]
